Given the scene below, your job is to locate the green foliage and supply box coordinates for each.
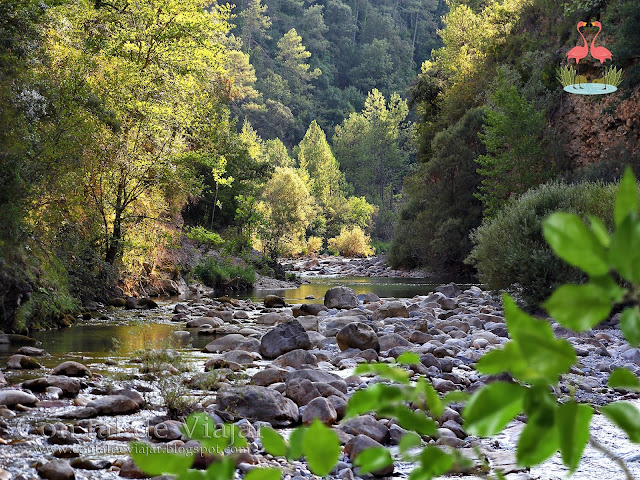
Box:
[256,167,315,259]
[193,258,256,290]
[333,89,414,240]
[556,65,576,88]
[604,0,640,89]
[476,77,557,217]
[390,108,484,271]
[185,227,224,252]
[604,66,623,88]
[328,226,375,257]
[468,181,619,307]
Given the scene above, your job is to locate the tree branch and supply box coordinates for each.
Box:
[589,436,635,480]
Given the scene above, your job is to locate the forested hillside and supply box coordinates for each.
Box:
[390,0,640,278]
[1,0,639,332]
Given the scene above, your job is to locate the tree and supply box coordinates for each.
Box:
[52,0,234,265]
[277,29,322,87]
[257,167,315,259]
[475,78,556,217]
[264,138,293,168]
[239,0,271,52]
[298,121,345,205]
[390,108,485,271]
[333,89,414,239]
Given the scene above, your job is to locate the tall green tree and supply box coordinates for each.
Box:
[475,79,556,217]
[333,89,414,238]
[53,0,234,265]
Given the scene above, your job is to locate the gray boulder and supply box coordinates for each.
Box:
[22,376,81,397]
[260,320,311,359]
[293,304,329,317]
[374,301,409,319]
[203,334,261,353]
[7,354,42,369]
[37,460,75,480]
[324,287,359,309]
[273,349,318,368]
[345,435,394,476]
[51,361,91,377]
[264,295,286,308]
[336,322,379,352]
[302,397,337,425]
[216,386,299,426]
[0,389,38,408]
[340,415,389,443]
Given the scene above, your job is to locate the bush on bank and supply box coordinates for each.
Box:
[467,181,620,307]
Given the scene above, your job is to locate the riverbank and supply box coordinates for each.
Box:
[0,281,638,479]
[284,255,430,278]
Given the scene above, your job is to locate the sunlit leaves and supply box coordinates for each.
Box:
[601,402,640,443]
[543,283,612,331]
[260,427,288,457]
[614,166,638,227]
[301,420,341,476]
[463,382,525,436]
[353,447,393,474]
[542,212,609,277]
[609,368,640,391]
[620,307,640,347]
[557,402,593,472]
[129,442,194,476]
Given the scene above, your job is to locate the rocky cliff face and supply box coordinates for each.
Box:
[554,86,640,167]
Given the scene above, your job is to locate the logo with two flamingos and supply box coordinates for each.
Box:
[557,21,622,95]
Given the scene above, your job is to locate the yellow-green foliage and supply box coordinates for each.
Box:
[604,66,623,87]
[328,226,374,257]
[556,66,576,87]
[306,236,323,255]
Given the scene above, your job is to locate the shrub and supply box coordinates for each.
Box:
[193,258,255,290]
[467,181,621,307]
[184,226,224,252]
[306,236,323,255]
[328,226,374,257]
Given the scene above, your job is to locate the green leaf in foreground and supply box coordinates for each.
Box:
[129,442,194,476]
[398,432,421,453]
[260,427,288,457]
[588,215,611,247]
[302,420,341,476]
[205,457,236,480]
[542,212,609,277]
[244,468,282,480]
[557,401,593,472]
[516,420,559,466]
[615,166,638,227]
[543,283,612,331]
[610,215,640,284]
[345,383,404,417]
[601,401,640,443]
[353,447,393,474]
[463,382,526,436]
[620,307,640,347]
[608,367,640,391]
[396,351,421,365]
[502,295,576,383]
[418,446,453,477]
[287,427,305,460]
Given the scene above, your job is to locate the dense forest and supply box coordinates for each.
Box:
[1,0,639,332]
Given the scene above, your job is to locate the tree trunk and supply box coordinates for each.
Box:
[412,12,419,49]
[353,0,359,43]
[105,180,124,264]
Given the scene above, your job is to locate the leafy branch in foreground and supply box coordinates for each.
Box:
[130,168,640,479]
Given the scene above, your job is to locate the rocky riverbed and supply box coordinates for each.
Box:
[1,283,640,480]
[284,256,428,278]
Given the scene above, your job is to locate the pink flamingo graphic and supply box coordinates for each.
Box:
[591,21,613,89]
[567,22,588,89]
